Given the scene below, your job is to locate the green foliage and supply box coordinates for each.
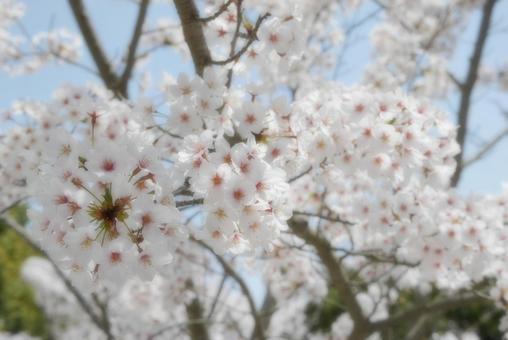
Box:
[305,283,503,339]
[305,287,345,333]
[444,300,504,340]
[0,205,50,339]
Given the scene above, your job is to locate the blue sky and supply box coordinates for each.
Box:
[1,0,507,195]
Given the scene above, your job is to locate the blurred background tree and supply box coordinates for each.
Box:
[0,205,50,339]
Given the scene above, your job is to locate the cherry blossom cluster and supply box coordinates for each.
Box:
[174,131,292,252]
[140,17,185,57]
[29,130,184,291]
[0,125,29,211]
[0,0,82,75]
[0,0,25,71]
[264,245,326,301]
[157,66,293,252]
[202,0,304,61]
[0,86,187,291]
[198,0,351,90]
[364,0,479,97]
[284,84,504,294]
[290,84,459,187]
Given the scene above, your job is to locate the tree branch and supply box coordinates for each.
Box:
[174,0,212,76]
[0,197,27,215]
[185,280,211,340]
[211,13,270,66]
[119,0,150,96]
[68,0,123,98]
[194,238,267,340]
[288,166,313,183]
[92,293,114,340]
[198,0,234,23]
[450,0,498,187]
[289,218,372,339]
[176,198,204,209]
[225,0,243,87]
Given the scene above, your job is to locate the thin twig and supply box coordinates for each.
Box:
[288,166,312,183]
[226,0,243,87]
[211,13,270,66]
[207,273,228,319]
[293,210,354,226]
[119,0,151,95]
[198,0,234,23]
[194,238,267,340]
[0,197,27,215]
[462,126,508,168]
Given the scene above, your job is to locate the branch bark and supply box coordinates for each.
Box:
[289,218,372,339]
[195,238,267,340]
[289,217,492,338]
[174,0,212,76]
[119,0,151,96]
[185,283,211,340]
[68,0,123,98]
[450,0,498,187]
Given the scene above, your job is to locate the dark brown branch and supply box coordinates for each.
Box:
[186,290,211,340]
[211,13,270,66]
[174,0,212,76]
[289,216,491,338]
[195,239,267,340]
[0,197,27,215]
[68,0,123,98]
[288,166,313,183]
[119,0,151,96]
[289,218,371,339]
[451,0,498,187]
[183,279,210,340]
[176,198,204,208]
